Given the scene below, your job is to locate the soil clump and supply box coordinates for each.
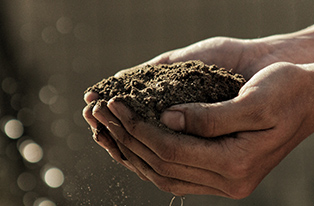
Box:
[85,60,246,126]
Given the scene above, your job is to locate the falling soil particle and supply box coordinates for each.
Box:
[85,60,246,127]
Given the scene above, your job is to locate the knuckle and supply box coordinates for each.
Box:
[204,111,217,137]
[201,104,222,137]
[153,163,175,177]
[251,104,276,127]
[119,132,132,146]
[187,104,217,137]
[157,143,178,162]
[240,90,277,129]
[125,118,138,136]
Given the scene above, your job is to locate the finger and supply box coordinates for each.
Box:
[160,92,276,137]
[84,91,99,104]
[82,101,99,129]
[118,143,230,197]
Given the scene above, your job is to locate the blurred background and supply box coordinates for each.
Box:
[1,0,314,205]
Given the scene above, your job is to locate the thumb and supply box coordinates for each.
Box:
[160,97,273,138]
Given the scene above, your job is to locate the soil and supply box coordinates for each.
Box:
[85,60,246,126]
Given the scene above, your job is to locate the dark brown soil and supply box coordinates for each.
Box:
[85,60,246,125]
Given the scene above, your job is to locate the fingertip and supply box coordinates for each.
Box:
[107,98,130,120]
[84,91,99,104]
[107,98,115,106]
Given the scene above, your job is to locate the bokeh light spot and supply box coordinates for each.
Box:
[17,172,37,191]
[43,167,64,188]
[2,77,18,94]
[19,140,43,163]
[4,119,24,139]
[20,22,38,42]
[38,200,56,206]
[34,198,56,206]
[39,85,58,105]
[56,17,73,34]
[23,192,39,206]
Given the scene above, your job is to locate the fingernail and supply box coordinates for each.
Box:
[160,110,185,131]
[107,98,130,121]
[88,100,97,109]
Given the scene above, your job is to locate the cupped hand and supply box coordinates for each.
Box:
[115,36,280,80]
[82,28,314,198]
[87,62,314,198]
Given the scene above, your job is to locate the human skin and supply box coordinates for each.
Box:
[83,26,314,199]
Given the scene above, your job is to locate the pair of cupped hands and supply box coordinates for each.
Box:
[83,36,314,199]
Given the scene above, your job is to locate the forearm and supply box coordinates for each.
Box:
[259,25,314,64]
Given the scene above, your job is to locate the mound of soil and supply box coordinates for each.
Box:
[85,60,246,125]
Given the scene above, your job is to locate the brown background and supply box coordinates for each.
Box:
[1,0,314,205]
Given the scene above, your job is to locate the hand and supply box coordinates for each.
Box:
[88,62,314,198]
[114,37,271,80]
